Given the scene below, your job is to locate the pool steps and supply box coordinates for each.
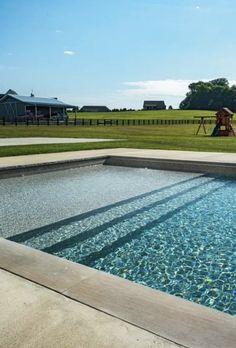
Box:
[9,175,227,267]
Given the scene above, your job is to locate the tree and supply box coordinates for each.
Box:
[179,78,236,111]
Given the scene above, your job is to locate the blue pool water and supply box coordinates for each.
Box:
[6,167,236,315]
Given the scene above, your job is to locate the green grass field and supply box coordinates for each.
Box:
[68,109,215,120]
[0,110,235,157]
[0,118,236,157]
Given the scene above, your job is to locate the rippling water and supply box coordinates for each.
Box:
[5,166,236,315]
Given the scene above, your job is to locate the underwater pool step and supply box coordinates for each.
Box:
[79,183,226,266]
[16,175,213,251]
[42,178,218,255]
[52,181,226,264]
[20,178,218,253]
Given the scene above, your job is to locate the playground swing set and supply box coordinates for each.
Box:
[195,107,236,136]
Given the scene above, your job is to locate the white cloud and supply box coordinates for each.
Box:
[196,6,200,10]
[55,29,62,33]
[123,80,193,98]
[64,50,75,55]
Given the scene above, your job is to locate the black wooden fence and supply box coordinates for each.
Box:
[0,117,214,127]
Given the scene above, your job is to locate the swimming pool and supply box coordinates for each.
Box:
[2,165,236,315]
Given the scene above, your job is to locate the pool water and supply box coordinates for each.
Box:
[5,166,236,315]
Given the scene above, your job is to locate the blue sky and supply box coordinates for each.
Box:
[1,0,236,108]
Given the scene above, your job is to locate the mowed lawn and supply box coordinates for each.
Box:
[68,109,215,120]
[0,120,236,157]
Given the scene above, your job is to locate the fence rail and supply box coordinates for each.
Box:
[0,118,215,127]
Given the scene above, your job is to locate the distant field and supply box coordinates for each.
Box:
[68,109,216,120]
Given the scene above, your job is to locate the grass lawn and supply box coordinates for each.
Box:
[68,109,216,120]
[0,121,236,157]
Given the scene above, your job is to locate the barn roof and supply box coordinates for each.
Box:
[143,100,166,106]
[80,105,111,111]
[5,89,17,95]
[0,94,75,108]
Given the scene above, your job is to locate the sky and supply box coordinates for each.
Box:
[1,0,236,109]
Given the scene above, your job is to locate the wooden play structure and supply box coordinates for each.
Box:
[211,107,236,136]
[194,116,215,135]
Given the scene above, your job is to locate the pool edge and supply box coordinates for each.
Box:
[0,156,107,179]
[1,153,236,178]
[105,156,236,176]
[0,238,235,348]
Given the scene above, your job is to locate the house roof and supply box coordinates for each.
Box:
[143,100,166,106]
[0,94,75,108]
[5,89,17,95]
[80,105,110,111]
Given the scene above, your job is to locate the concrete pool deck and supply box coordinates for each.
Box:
[1,269,180,348]
[0,238,235,348]
[0,149,236,347]
[0,137,115,146]
[0,148,236,168]
[0,148,236,178]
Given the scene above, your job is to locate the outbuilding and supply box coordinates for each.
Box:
[0,90,76,122]
[143,100,166,110]
[80,105,111,112]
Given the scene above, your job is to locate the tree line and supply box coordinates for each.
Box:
[180,78,236,111]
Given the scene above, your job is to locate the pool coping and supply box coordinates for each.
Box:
[0,150,236,179]
[0,149,236,347]
[0,238,235,348]
[0,156,107,178]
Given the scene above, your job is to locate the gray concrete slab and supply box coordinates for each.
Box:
[0,137,115,146]
[0,238,98,292]
[0,239,235,348]
[65,270,236,348]
[0,148,236,169]
[0,269,181,348]
[0,148,235,181]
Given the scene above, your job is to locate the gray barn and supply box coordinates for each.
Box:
[143,100,166,110]
[0,91,75,121]
[80,105,111,112]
